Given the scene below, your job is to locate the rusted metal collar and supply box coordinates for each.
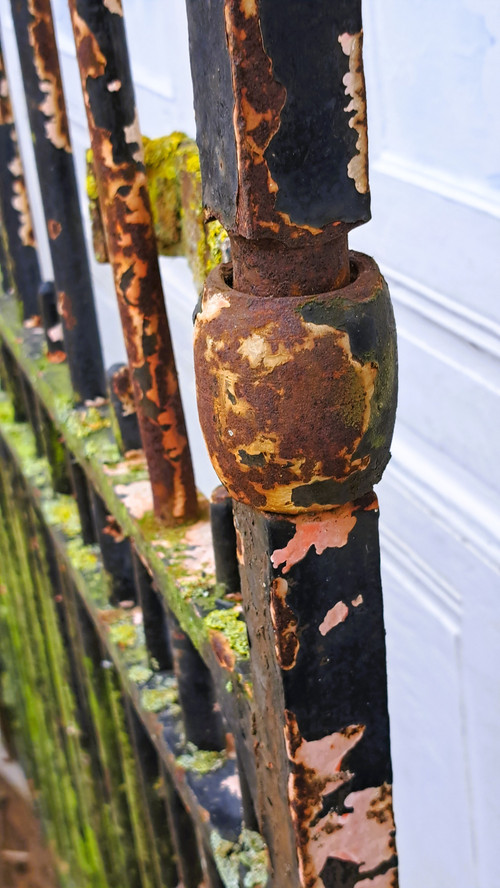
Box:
[194,252,397,514]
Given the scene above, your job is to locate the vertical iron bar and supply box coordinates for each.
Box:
[161,765,205,888]
[210,486,240,597]
[0,32,41,319]
[10,0,105,401]
[131,549,172,671]
[187,1,399,885]
[167,611,226,751]
[67,0,197,523]
[89,489,135,605]
[38,280,65,358]
[107,362,142,454]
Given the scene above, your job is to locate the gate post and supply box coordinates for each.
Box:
[186,1,398,885]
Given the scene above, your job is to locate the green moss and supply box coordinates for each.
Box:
[204,607,250,661]
[210,829,269,888]
[176,741,226,776]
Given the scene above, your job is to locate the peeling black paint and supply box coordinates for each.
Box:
[185,0,238,229]
[260,0,370,226]
[268,504,393,793]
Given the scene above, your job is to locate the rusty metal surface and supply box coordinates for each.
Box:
[10,0,105,401]
[68,0,197,523]
[186,0,370,295]
[235,497,398,888]
[194,253,397,514]
[187,0,399,883]
[0,36,40,319]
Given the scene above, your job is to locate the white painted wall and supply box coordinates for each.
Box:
[1,1,498,885]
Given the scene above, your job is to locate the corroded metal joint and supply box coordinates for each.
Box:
[194,252,397,514]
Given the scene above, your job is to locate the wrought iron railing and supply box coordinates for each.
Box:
[0,2,398,887]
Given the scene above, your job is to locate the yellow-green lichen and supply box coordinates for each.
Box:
[141,684,178,713]
[128,665,154,685]
[205,219,229,273]
[144,132,188,252]
[176,741,226,776]
[44,497,81,539]
[85,149,99,201]
[109,622,137,649]
[210,829,269,888]
[204,608,250,661]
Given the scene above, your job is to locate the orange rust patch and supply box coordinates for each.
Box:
[23,316,41,329]
[46,349,66,364]
[271,504,357,574]
[284,711,396,887]
[319,601,349,636]
[357,868,398,888]
[195,268,385,513]
[27,0,71,152]
[102,515,125,542]
[70,8,106,79]
[9,155,37,248]
[0,54,14,125]
[209,630,236,671]
[111,364,136,416]
[57,291,76,330]
[47,219,62,240]
[103,0,123,13]
[269,578,299,670]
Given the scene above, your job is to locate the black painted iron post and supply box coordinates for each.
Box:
[10,0,105,401]
[187,2,399,886]
[0,32,41,319]
[66,0,198,524]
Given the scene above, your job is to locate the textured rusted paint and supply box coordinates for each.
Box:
[107,362,142,454]
[10,0,105,401]
[68,0,197,523]
[234,497,398,887]
[0,35,40,318]
[38,281,65,358]
[187,0,398,883]
[194,255,397,514]
[284,712,397,888]
[186,0,370,296]
[269,577,299,671]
